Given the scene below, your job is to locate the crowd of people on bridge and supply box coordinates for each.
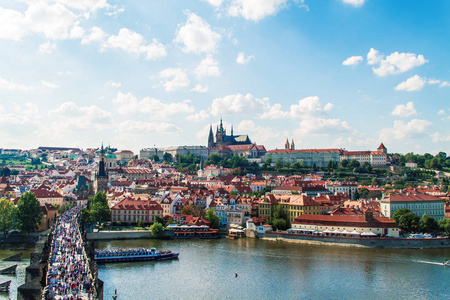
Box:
[43,206,96,300]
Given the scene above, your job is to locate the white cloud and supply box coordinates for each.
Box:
[113,91,195,119]
[210,93,269,116]
[227,0,289,22]
[116,120,181,135]
[159,68,190,92]
[236,120,277,144]
[0,102,40,125]
[202,0,223,7]
[369,49,428,76]
[391,102,417,117]
[190,84,209,93]
[395,75,426,92]
[440,81,450,87]
[174,11,221,53]
[0,77,33,90]
[48,102,112,130]
[258,103,289,119]
[342,56,363,66]
[395,75,444,92]
[187,110,210,122]
[431,132,450,143]
[290,96,333,119]
[379,119,432,141]
[81,26,105,44]
[106,81,121,88]
[236,52,254,64]
[295,118,351,135]
[195,54,220,78]
[437,109,446,115]
[38,42,57,53]
[342,0,366,7]
[105,28,166,60]
[41,81,60,89]
[367,48,382,65]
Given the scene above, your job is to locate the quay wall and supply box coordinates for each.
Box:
[87,230,152,240]
[260,232,450,248]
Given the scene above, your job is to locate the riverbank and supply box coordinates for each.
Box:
[261,232,450,248]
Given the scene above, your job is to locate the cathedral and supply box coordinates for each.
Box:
[207,119,251,149]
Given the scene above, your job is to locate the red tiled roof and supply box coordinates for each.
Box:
[381,193,444,203]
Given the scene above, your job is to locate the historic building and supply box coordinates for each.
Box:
[95,145,109,193]
[207,119,251,149]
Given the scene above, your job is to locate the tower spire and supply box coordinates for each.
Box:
[231,125,233,136]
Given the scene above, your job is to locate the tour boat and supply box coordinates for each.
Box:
[94,247,179,264]
[444,260,450,267]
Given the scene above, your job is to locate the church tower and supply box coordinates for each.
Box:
[95,143,109,193]
[208,124,215,148]
[285,138,290,150]
[216,118,226,145]
[290,139,295,150]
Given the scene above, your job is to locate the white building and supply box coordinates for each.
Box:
[380,193,445,221]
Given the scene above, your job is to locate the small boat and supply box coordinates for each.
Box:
[0,265,17,275]
[0,280,11,293]
[94,248,179,264]
[3,253,22,261]
[444,260,450,267]
[227,234,239,240]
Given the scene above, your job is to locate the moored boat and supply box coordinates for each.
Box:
[95,247,179,264]
[3,253,22,261]
[0,265,17,275]
[444,259,450,267]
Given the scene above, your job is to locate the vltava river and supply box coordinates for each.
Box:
[97,238,450,300]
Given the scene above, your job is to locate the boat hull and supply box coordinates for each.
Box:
[95,253,179,264]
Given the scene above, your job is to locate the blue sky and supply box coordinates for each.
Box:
[0,0,449,155]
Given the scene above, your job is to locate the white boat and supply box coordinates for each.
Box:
[444,260,450,267]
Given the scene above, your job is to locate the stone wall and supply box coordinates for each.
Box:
[261,232,450,249]
[87,230,152,240]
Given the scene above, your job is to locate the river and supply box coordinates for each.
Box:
[97,238,450,300]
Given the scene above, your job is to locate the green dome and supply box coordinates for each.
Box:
[106,153,117,159]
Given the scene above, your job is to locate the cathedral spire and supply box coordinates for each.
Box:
[285,138,290,150]
[291,139,295,150]
[231,125,234,136]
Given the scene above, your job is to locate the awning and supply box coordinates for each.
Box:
[361,231,377,236]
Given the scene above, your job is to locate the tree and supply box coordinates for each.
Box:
[391,208,420,233]
[150,155,160,162]
[150,222,164,238]
[89,191,110,223]
[339,159,349,169]
[349,159,360,169]
[163,152,173,163]
[272,218,289,231]
[206,154,222,166]
[181,204,194,215]
[292,162,300,170]
[275,159,284,170]
[193,205,205,218]
[205,208,220,229]
[439,218,450,235]
[0,199,18,234]
[16,192,43,234]
[420,214,439,233]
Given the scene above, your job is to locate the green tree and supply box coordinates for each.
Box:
[205,208,220,229]
[206,154,222,166]
[275,159,284,170]
[16,192,43,234]
[349,159,360,169]
[150,222,164,238]
[0,199,18,234]
[420,214,439,233]
[163,153,173,163]
[391,208,420,233]
[150,154,160,162]
[89,191,110,223]
[272,218,289,231]
[339,159,349,169]
[292,162,300,170]
[439,218,450,235]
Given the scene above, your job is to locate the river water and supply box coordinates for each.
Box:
[0,246,34,300]
[97,238,450,300]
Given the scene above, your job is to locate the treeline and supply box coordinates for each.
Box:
[0,192,43,235]
[392,152,449,170]
[391,208,450,235]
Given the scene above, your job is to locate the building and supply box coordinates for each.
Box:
[95,145,109,193]
[30,189,65,206]
[264,148,341,167]
[110,198,163,223]
[257,194,321,223]
[405,161,418,169]
[339,143,388,167]
[380,193,445,221]
[325,182,358,200]
[292,209,400,237]
[37,203,58,231]
[162,146,209,161]
[207,119,251,149]
[139,148,164,160]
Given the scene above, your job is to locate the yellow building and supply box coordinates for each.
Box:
[258,194,320,223]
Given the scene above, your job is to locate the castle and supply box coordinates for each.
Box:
[207,119,252,149]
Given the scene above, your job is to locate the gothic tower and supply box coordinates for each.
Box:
[216,118,226,144]
[207,124,214,148]
[290,139,295,150]
[95,143,109,193]
[285,138,290,150]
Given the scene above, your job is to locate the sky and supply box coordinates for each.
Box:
[0,0,449,155]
